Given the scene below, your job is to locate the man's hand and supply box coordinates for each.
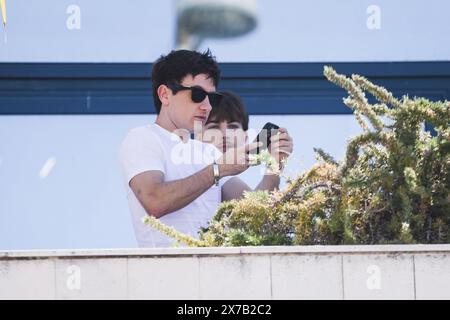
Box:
[269,128,293,168]
[216,141,262,177]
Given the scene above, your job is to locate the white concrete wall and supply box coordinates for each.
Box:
[1,245,450,300]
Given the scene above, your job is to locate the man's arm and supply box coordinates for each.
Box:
[130,166,216,218]
[131,141,262,218]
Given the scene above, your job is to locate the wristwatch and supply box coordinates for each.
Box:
[212,161,220,186]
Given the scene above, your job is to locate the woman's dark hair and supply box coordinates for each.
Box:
[152,49,221,114]
[207,91,249,131]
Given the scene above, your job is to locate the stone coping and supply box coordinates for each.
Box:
[1,244,450,259]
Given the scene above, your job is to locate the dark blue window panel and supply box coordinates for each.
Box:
[0,62,449,115]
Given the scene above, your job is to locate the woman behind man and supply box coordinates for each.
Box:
[199,91,293,198]
[201,91,249,154]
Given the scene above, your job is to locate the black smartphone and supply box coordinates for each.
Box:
[251,122,280,154]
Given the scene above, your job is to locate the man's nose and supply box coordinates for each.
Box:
[201,97,213,112]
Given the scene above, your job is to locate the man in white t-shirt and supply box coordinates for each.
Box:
[119,49,292,247]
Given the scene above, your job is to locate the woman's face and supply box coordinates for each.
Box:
[202,120,247,153]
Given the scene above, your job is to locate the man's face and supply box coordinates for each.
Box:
[167,73,215,133]
[202,120,247,153]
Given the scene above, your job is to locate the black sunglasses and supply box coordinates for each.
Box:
[166,83,223,107]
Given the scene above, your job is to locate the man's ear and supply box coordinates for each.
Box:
[157,84,170,107]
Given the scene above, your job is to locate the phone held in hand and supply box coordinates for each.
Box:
[251,122,280,154]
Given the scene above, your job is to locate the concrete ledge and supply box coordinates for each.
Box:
[1,245,449,299]
[2,244,450,259]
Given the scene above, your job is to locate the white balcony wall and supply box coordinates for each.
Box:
[1,245,450,300]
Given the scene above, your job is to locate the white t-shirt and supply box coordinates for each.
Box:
[119,123,229,247]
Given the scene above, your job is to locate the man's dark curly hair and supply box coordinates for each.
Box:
[151,49,221,114]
